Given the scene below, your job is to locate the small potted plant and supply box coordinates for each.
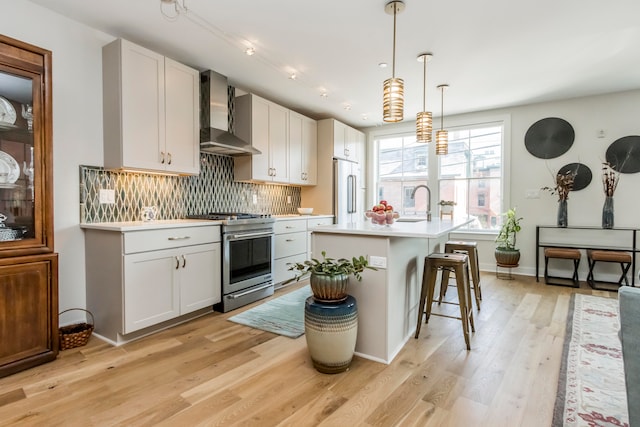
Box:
[288,251,376,302]
[494,207,523,266]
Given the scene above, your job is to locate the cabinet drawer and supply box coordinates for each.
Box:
[124,226,221,254]
[275,231,307,258]
[307,217,334,228]
[274,253,307,285]
[274,219,307,234]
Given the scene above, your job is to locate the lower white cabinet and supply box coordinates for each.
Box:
[274,217,334,285]
[84,224,221,344]
[123,243,220,333]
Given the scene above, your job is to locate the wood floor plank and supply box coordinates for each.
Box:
[0,275,617,426]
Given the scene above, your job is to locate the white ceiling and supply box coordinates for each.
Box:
[28,0,640,129]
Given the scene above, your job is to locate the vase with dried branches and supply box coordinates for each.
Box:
[542,170,577,227]
[601,162,619,229]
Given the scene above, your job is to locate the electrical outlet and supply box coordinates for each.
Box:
[99,189,115,204]
[252,194,258,205]
[287,195,292,204]
[525,189,540,199]
[368,255,387,269]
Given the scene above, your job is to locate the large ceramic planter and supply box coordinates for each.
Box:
[304,295,358,374]
[309,272,349,302]
[495,247,520,266]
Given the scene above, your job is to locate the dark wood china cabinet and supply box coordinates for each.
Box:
[0,34,58,378]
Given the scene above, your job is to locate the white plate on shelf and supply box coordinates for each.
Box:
[0,150,20,184]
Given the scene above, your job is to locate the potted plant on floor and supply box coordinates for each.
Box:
[288,251,376,374]
[495,207,523,267]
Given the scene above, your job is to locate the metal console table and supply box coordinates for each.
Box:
[536,225,638,287]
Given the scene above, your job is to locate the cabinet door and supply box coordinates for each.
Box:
[124,249,179,333]
[251,96,272,181]
[346,126,362,163]
[288,111,304,185]
[302,116,318,185]
[332,120,347,159]
[269,102,289,182]
[0,254,58,377]
[179,243,221,314]
[164,57,199,175]
[119,39,166,171]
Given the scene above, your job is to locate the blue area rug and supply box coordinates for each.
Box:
[228,285,312,338]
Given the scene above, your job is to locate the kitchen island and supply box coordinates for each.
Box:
[308,216,472,364]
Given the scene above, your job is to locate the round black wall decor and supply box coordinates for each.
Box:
[557,162,592,191]
[605,135,640,174]
[525,117,575,159]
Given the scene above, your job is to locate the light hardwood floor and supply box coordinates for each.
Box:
[0,273,617,426]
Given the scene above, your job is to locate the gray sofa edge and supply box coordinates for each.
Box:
[619,286,640,426]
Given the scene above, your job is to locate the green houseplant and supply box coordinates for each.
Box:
[494,207,523,266]
[288,251,376,302]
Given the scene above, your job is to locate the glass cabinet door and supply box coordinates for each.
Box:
[0,72,35,241]
[0,35,53,254]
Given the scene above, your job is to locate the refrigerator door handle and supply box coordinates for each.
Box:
[347,174,356,214]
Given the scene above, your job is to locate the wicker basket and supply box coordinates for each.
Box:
[58,308,94,350]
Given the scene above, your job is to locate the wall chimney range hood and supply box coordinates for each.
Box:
[200,70,260,156]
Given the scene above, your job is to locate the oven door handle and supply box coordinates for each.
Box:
[227,283,273,299]
[229,231,274,240]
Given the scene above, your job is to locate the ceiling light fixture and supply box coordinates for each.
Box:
[245,47,255,56]
[416,53,433,143]
[382,1,405,123]
[289,72,297,80]
[435,84,449,155]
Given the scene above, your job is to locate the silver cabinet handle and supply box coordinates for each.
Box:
[161,151,166,164]
[167,152,172,165]
[181,255,186,268]
[168,236,191,241]
[286,238,295,242]
[175,256,180,269]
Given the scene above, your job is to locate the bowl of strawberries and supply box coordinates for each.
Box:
[364,200,400,226]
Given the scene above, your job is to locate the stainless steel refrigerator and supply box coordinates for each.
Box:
[333,158,363,224]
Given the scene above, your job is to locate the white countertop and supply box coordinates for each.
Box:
[80,219,221,232]
[308,216,473,238]
[272,214,333,221]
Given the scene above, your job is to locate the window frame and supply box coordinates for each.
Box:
[368,113,511,237]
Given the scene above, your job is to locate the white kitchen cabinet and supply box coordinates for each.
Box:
[84,224,221,345]
[274,219,308,285]
[330,119,362,162]
[234,94,289,183]
[301,119,365,215]
[102,38,199,175]
[289,111,318,186]
[306,216,334,258]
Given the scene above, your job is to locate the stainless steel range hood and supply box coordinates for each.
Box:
[200,70,260,156]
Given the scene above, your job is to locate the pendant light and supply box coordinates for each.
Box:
[435,84,449,155]
[383,1,405,123]
[416,53,433,142]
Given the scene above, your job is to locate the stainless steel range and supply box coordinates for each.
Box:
[187,213,275,312]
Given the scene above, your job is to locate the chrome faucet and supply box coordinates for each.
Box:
[410,185,432,221]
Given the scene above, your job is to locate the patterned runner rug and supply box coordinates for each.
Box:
[553,293,629,426]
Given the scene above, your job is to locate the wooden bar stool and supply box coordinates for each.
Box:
[544,248,581,287]
[587,249,632,290]
[415,253,475,350]
[441,241,482,310]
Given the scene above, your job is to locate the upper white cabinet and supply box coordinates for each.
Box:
[331,119,362,162]
[102,38,199,175]
[289,111,318,186]
[234,94,289,183]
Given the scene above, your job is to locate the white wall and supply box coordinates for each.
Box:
[1,2,114,318]
[365,89,640,280]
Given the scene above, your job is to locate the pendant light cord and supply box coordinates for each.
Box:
[422,59,427,111]
[440,86,444,130]
[392,5,397,78]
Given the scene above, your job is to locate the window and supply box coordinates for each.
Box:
[439,123,503,230]
[375,133,428,215]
